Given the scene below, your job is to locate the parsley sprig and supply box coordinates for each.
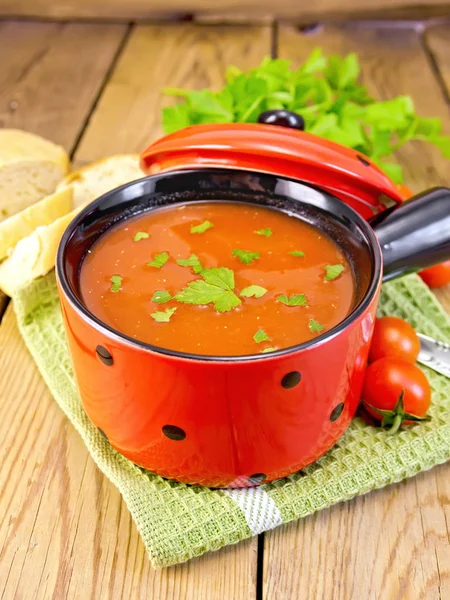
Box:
[175,267,241,313]
[162,49,450,183]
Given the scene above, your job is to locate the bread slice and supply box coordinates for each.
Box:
[0,129,70,222]
[0,187,73,261]
[58,154,143,207]
[0,193,78,297]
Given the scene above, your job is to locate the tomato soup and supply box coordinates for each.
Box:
[80,202,355,356]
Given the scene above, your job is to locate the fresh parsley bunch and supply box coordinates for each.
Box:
[162,48,450,183]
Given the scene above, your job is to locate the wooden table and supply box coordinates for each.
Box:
[1,18,450,600]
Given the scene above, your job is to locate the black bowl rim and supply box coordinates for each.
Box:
[56,168,383,364]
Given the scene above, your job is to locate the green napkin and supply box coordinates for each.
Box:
[13,272,450,568]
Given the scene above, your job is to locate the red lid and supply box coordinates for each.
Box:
[140,123,403,219]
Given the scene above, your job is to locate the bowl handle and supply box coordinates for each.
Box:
[370,187,450,282]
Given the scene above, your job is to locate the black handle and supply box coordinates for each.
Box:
[258,110,305,131]
[370,187,450,282]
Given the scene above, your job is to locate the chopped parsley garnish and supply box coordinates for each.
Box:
[290,250,305,257]
[254,228,272,237]
[324,264,344,280]
[176,254,204,274]
[110,275,122,292]
[175,267,241,313]
[309,318,324,333]
[150,307,177,323]
[232,248,260,265]
[147,251,169,268]
[261,347,277,353]
[152,290,172,304]
[240,285,267,299]
[190,220,214,234]
[133,231,149,242]
[277,294,307,307]
[253,329,271,343]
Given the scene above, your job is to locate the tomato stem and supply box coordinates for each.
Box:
[388,414,403,434]
[364,389,430,433]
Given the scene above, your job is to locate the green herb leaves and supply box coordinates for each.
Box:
[152,290,172,304]
[309,318,324,333]
[190,220,214,234]
[240,285,267,298]
[253,329,271,343]
[147,252,169,268]
[133,231,149,242]
[290,250,305,257]
[175,267,241,313]
[324,264,344,281]
[277,294,307,307]
[232,248,260,265]
[177,254,204,274]
[110,275,122,292]
[151,308,177,323]
[161,50,450,183]
[254,228,272,237]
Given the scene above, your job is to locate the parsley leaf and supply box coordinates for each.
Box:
[151,307,177,323]
[147,252,169,268]
[201,267,235,290]
[261,347,277,353]
[161,52,450,185]
[190,220,214,234]
[277,294,307,307]
[324,264,344,281]
[240,285,268,299]
[133,231,149,242]
[309,319,324,333]
[110,275,122,293]
[254,228,272,237]
[253,329,271,343]
[175,267,241,313]
[177,254,204,274]
[290,250,305,257]
[232,248,260,265]
[152,290,172,304]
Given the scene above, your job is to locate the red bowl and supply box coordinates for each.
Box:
[56,167,450,488]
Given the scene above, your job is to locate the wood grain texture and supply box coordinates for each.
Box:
[0,305,257,600]
[425,23,450,104]
[74,23,271,166]
[0,0,449,21]
[263,24,450,600]
[0,20,127,149]
[0,22,269,599]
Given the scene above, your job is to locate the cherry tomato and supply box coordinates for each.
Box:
[368,316,420,364]
[362,358,431,432]
[419,261,450,288]
[395,183,413,200]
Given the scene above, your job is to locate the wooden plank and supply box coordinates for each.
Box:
[263,24,450,600]
[425,24,450,104]
[0,20,127,149]
[0,23,271,598]
[0,305,257,600]
[0,0,450,22]
[0,21,127,321]
[74,23,271,165]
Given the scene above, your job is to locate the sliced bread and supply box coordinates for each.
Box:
[0,187,73,261]
[0,129,70,222]
[58,154,144,207]
[0,191,78,297]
